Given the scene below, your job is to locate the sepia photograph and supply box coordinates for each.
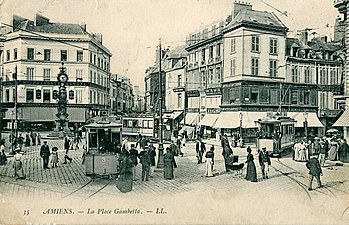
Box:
[0,0,349,224]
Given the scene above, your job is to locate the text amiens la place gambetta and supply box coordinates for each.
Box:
[43,208,142,215]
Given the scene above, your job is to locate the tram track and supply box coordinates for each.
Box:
[273,158,341,199]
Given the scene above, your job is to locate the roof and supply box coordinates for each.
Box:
[15,22,87,35]
[168,45,187,59]
[226,9,287,31]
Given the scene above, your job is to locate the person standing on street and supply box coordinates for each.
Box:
[163,147,175,179]
[40,141,50,169]
[116,151,134,193]
[37,133,42,146]
[63,137,72,164]
[196,139,202,164]
[129,144,139,181]
[339,138,349,163]
[306,153,323,191]
[135,131,142,149]
[245,146,257,182]
[13,148,25,179]
[139,147,151,181]
[0,140,7,165]
[258,147,271,179]
[205,145,215,177]
[222,142,233,172]
[51,147,59,168]
[148,143,156,177]
[319,140,327,167]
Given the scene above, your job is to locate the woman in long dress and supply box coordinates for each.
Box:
[205,146,215,177]
[328,139,339,161]
[245,146,257,182]
[163,147,174,179]
[13,148,25,179]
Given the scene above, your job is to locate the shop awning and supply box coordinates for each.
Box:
[162,111,183,120]
[333,110,349,127]
[214,112,266,129]
[287,112,324,128]
[180,113,199,126]
[199,114,219,127]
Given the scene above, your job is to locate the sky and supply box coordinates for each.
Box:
[0,0,340,92]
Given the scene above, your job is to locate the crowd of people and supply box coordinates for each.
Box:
[293,136,349,165]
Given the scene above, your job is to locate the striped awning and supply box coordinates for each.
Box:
[180,113,199,126]
[214,112,266,129]
[333,110,349,127]
[287,112,324,128]
[199,114,219,127]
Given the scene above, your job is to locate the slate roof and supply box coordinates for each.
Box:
[226,9,287,31]
[15,21,87,35]
[168,45,187,59]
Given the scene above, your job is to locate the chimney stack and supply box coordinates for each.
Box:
[232,1,252,19]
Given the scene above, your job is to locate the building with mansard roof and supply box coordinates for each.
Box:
[1,14,112,130]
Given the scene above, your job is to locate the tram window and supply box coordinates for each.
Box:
[143,120,149,128]
[89,133,97,148]
[133,120,138,128]
[149,120,154,128]
[128,120,132,127]
[123,119,128,127]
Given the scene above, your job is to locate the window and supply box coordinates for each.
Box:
[43,89,50,103]
[251,36,260,52]
[6,50,10,61]
[304,91,310,105]
[209,46,214,59]
[216,43,221,57]
[26,68,34,80]
[319,68,326,84]
[90,52,93,63]
[251,89,258,104]
[291,90,298,104]
[291,65,298,83]
[251,58,259,75]
[269,60,277,77]
[231,38,236,53]
[270,38,278,54]
[76,69,83,81]
[12,89,16,102]
[36,90,41,99]
[44,49,51,61]
[26,89,34,103]
[330,69,337,84]
[76,89,83,103]
[77,50,83,62]
[27,48,34,60]
[13,48,17,60]
[178,93,182,108]
[53,90,58,100]
[201,48,205,62]
[304,66,311,83]
[43,69,51,81]
[69,90,74,100]
[178,75,182,87]
[260,89,269,103]
[230,59,236,76]
[61,50,67,61]
[93,54,96,64]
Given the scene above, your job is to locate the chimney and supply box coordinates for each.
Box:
[298,30,308,45]
[93,33,103,44]
[12,15,28,31]
[232,1,252,19]
[80,23,87,31]
[320,36,328,43]
[34,14,50,26]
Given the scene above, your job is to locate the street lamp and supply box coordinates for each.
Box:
[303,112,308,140]
[157,38,164,169]
[239,112,243,145]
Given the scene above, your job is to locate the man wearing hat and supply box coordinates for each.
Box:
[306,152,323,191]
[40,141,50,169]
[138,146,151,181]
[258,147,271,179]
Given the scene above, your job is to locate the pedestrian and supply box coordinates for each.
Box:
[339,139,349,163]
[328,138,339,161]
[32,132,37,146]
[306,153,323,191]
[0,140,7,165]
[139,146,151,181]
[222,143,233,172]
[221,134,229,149]
[140,136,148,150]
[37,133,41,146]
[245,146,257,182]
[129,144,139,181]
[122,137,130,153]
[205,145,215,177]
[25,133,30,147]
[81,144,87,165]
[163,147,175,180]
[116,152,134,193]
[51,147,59,168]
[63,137,72,164]
[40,141,50,169]
[258,147,271,179]
[148,143,156,177]
[313,137,321,155]
[319,140,327,167]
[13,148,25,179]
[298,141,306,162]
[169,140,178,168]
[195,139,202,164]
[135,131,142,149]
[17,134,24,150]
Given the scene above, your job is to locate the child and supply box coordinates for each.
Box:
[51,147,59,168]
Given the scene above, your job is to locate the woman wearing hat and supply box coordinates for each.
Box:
[245,146,257,182]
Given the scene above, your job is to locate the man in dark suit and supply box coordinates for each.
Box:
[40,141,50,169]
[63,137,72,164]
[129,144,139,181]
[139,147,151,181]
[306,152,323,191]
[258,147,271,179]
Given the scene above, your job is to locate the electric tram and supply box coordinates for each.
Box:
[256,115,296,156]
[84,115,123,177]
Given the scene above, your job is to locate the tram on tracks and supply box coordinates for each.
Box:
[84,115,122,178]
[121,114,157,140]
[256,115,296,157]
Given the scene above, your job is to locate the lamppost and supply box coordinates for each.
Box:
[55,63,69,137]
[239,112,243,147]
[11,111,14,154]
[303,112,308,140]
[157,38,164,168]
